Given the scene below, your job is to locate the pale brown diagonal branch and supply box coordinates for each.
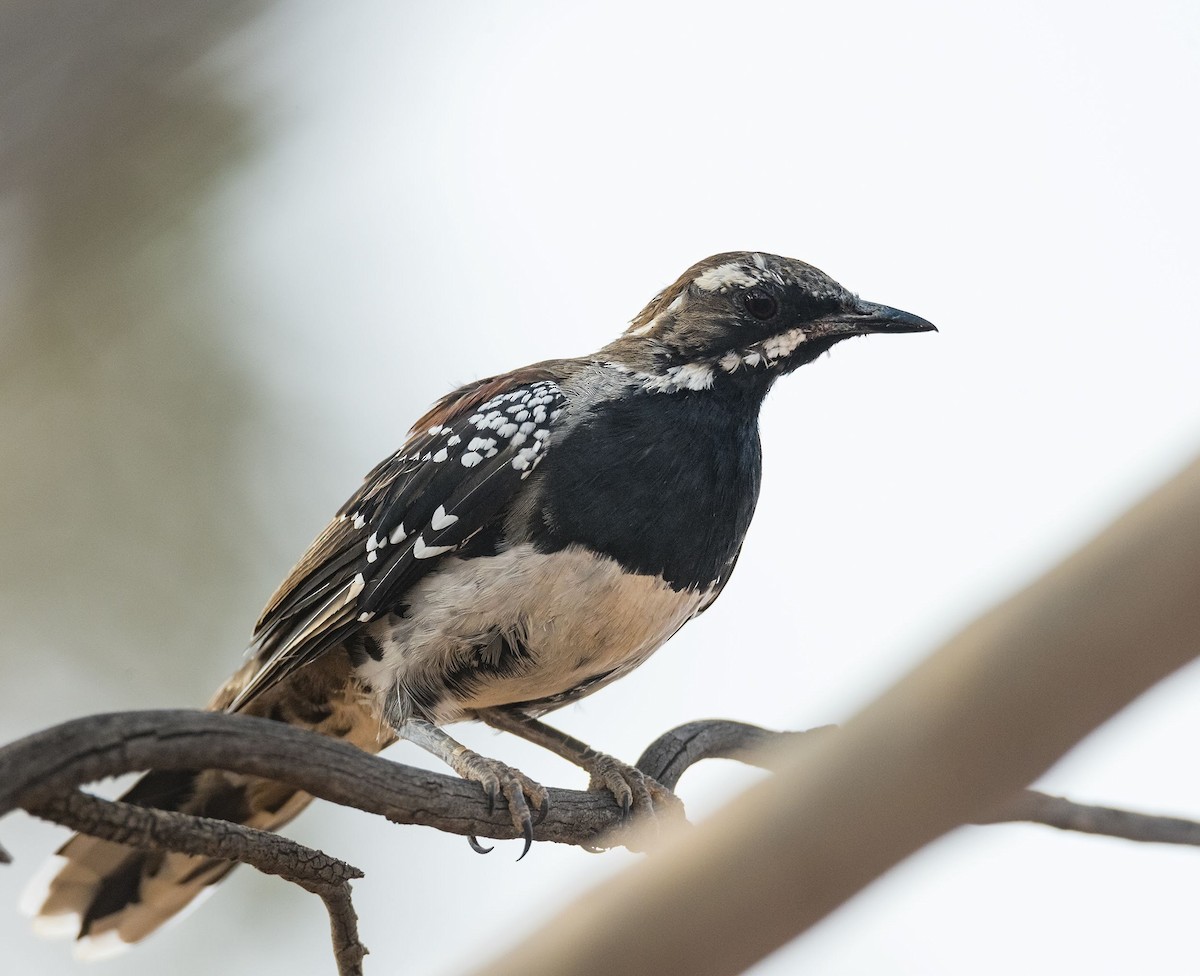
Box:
[473,453,1200,976]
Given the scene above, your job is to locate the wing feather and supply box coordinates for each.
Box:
[229,369,568,711]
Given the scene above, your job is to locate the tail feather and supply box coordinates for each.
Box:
[22,651,390,954]
[26,835,232,959]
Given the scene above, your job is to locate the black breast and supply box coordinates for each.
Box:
[531,385,764,590]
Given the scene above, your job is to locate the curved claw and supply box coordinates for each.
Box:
[620,792,633,822]
[468,835,494,855]
[532,796,550,826]
[444,747,547,860]
[516,818,533,861]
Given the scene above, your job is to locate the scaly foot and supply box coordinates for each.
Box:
[448,747,549,860]
[584,751,685,829]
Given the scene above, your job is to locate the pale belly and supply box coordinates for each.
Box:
[353,543,703,725]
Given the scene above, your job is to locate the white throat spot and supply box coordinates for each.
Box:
[760,327,808,361]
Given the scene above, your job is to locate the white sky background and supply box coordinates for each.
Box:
[4,1,1200,973]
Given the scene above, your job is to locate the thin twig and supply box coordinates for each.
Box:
[26,791,368,976]
[28,791,362,888]
[637,720,1200,848]
[636,719,836,788]
[314,883,367,976]
[980,789,1200,846]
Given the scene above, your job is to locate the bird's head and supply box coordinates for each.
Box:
[600,251,936,394]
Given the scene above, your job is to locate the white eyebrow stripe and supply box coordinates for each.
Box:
[693,263,758,291]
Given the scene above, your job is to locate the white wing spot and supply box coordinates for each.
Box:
[432,448,449,462]
[431,505,459,531]
[511,445,542,471]
[414,536,454,559]
[461,452,482,467]
[389,522,407,544]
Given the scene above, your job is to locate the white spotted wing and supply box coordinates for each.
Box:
[229,371,568,711]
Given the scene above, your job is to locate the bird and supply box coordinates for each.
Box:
[23,251,935,957]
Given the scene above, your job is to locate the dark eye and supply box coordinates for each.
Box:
[743,290,779,321]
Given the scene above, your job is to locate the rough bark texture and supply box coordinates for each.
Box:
[7,708,1200,973]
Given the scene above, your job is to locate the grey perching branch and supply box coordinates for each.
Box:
[6,710,1200,974]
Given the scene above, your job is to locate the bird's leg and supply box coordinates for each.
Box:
[475,707,683,825]
[397,718,547,859]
